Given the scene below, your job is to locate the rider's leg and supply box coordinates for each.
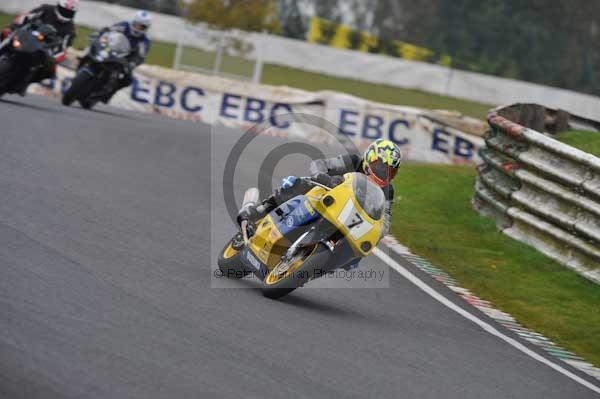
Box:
[101,71,132,103]
[237,178,313,226]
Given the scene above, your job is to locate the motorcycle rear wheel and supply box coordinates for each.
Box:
[261,244,331,299]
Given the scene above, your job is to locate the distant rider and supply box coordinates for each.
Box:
[238,139,402,243]
[88,10,152,103]
[1,0,79,90]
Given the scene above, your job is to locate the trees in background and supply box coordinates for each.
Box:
[414,0,600,95]
[185,0,280,33]
[279,0,305,39]
[101,0,182,15]
[305,0,600,96]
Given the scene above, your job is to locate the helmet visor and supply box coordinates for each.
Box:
[132,22,149,32]
[57,5,76,20]
[367,160,398,186]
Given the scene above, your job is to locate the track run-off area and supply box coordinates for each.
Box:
[1,94,599,399]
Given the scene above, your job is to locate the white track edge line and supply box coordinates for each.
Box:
[373,248,600,395]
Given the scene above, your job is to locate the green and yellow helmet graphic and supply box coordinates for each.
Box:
[362,139,402,170]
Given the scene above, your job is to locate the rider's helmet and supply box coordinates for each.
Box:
[55,0,79,23]
[362,139,402,187]
[131,10,152,37]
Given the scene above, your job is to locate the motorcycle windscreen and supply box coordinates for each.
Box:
[104,32,131,59]
[352,173,385,221]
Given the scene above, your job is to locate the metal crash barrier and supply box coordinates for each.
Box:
[473,104,600,284]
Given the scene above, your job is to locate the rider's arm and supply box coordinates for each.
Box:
[11,7,44,28]
[381,185,395,237]
[309,154,360,177]
[309,154,361,186]
[110,21,129,32]
[128,37,150,68]
[53,34,72,63]
[382,202,392,237]
[51,23,76,64]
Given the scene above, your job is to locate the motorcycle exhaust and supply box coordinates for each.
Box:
[242,188,260,208]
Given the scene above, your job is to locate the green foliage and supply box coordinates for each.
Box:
[279,0,306,40]
[185,0,280,33]
[391,162,600,367]
[261,65,491,118]
[396,0,600,95]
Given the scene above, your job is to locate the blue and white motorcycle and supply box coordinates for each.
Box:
[62,30,130,109]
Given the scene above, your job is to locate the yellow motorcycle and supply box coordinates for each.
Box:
[217,172,385,299]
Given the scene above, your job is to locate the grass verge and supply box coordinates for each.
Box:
[391,163,600,367]
[0,12,491,119]
[555,130,600,157]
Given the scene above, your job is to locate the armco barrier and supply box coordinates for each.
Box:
[473,104,600,284]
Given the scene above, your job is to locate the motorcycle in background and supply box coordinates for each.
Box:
[0,23,59,97]
[62,31,130,110]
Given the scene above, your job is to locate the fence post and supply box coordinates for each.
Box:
[252,31,265,84]
[443,67,454,97]
[213,31,224,76]
[173,36,183,70]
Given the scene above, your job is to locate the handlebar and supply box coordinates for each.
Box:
[300,176,332,191]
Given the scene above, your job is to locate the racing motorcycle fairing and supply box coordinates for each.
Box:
[238,173,385,280]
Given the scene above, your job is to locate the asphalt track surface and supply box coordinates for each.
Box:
[0,94,598,399]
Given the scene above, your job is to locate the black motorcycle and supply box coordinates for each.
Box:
[0,23,59,97]
[62,31,131,110]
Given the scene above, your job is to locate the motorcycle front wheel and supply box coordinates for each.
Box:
[217,239,252,279]
[62,70,94,107]
[261,244,331,299]
[0,57,14,97]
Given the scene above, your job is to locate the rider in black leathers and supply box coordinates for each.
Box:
[1,1,78,87]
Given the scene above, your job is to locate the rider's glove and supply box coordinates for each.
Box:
[0,28,11,40]
[281,176,300,191]
[237,204,259,226]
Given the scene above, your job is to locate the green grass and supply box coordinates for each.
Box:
[391,163,600,367]
[555,130,600,157]
[0,12,491,118]
[261,65,491,118]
